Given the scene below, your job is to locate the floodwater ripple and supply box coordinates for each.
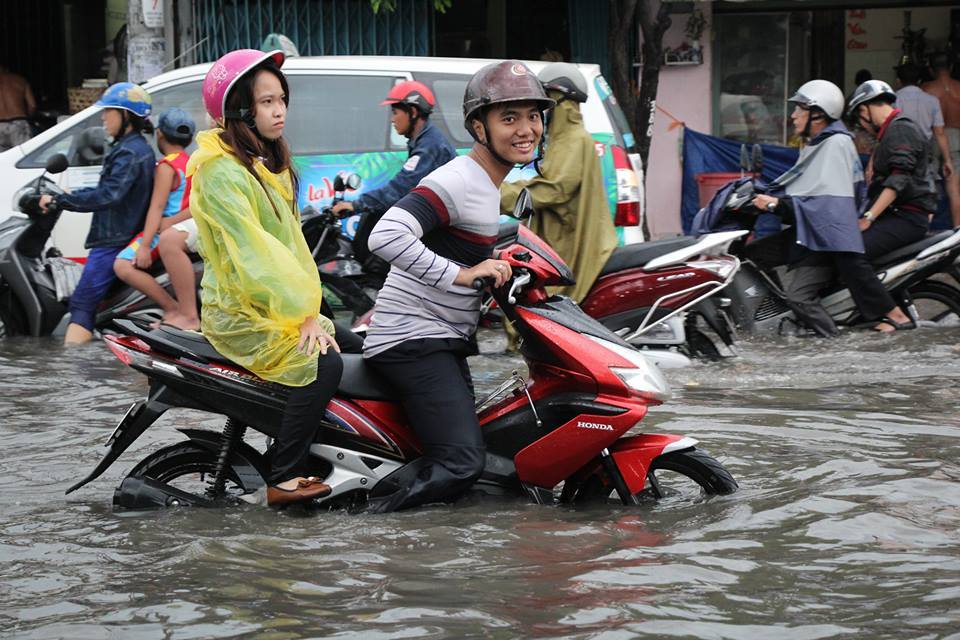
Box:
[1,328,959,638]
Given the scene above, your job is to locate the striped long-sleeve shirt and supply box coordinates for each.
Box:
[362,155,500,358]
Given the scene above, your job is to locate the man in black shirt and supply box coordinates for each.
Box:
[848,79,935,332]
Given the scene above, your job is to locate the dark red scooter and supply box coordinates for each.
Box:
[66,203,738,510]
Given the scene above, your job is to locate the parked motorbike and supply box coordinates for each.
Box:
[498,191,747,364]
[0,153,202,338]
[698,176,960,335]
[66,193,738,511]
[300,173,387,328]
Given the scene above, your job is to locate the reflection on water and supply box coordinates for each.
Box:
[2,327,959,638]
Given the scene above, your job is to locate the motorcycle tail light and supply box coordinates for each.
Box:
[611,145,641,227]
[105,340,134,367]
[693,258,738,280]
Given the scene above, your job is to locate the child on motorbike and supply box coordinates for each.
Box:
[39,83,156,345]
[112,108,199,329]
[189,49,342,506]
[361,60,554,512]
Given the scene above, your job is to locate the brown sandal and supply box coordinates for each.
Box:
[267,477,332,506]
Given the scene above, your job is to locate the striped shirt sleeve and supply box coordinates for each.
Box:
[367,185,459,291]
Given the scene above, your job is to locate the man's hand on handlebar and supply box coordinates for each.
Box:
[331,201,354,217]
[38,194,56,214]
[454,258,513,289]
[751,194,778,213]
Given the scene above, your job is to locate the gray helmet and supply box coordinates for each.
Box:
[462,60,555,133]
[788,79,844,121]
[848,79,896,115]
[538,62,588,103]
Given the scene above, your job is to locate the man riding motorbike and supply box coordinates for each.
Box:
[360,60,554,512]
[750,80,909,336]
[849,79,938,331]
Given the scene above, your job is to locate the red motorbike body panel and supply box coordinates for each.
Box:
[580,265,725,320]
[610,433,689,494]
[514,397,648,488]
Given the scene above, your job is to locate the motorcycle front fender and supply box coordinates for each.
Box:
[609,433,698,495]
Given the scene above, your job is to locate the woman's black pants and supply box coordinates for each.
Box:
[364,338,486,513]
[269,346,344,486]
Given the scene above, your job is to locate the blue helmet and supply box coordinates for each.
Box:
[95,82,153,118]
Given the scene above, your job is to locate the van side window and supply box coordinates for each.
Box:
[148,80,207,155]
[411,73,473,147]
[17,111,105,169]
[285,75,397,154]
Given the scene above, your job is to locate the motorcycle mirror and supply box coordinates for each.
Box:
[45,153,69,175]
[738,144,749,176]
[511,188,535,220]
[332,175,345,192]
[344,173,362,191]
[751,144,763,175]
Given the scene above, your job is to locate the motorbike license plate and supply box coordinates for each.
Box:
[105,401,143,448]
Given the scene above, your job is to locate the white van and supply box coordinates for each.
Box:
[0,56,644,259]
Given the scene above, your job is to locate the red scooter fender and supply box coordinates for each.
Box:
[609,434,699,494]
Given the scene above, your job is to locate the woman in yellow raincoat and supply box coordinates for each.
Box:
[189,49,342,506]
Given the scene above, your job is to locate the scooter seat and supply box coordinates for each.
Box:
[599,236,699,277]
[154,324,232,364]
[869,230,954,269]
[338,354,397,400]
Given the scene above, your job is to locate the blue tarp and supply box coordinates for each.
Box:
[680,128,798,235]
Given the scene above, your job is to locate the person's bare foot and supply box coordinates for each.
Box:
[160,311,200,331]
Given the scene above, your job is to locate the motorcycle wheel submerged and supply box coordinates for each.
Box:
[568,449,738,506]
[908,281,960,327]
[113,441,267,510]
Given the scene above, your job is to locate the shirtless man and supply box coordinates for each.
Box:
[0,65,36,151]
[922,53,960,227]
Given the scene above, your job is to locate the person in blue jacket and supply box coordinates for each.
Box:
[39,82,156,344]
[332,80,456,263]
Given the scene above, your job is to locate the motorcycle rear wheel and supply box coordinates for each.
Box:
[571,448,738,506]
[120,441,263,507]
[908,281,960,327]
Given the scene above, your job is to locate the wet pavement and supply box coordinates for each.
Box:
[1,326,959,638]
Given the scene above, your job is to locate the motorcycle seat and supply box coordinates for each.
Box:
[869,230,954,269]
[338,354,397,400]
[153,324,232,364]
[599,236,699,277]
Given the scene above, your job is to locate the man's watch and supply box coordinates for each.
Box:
[765,201,776,212]
[863,210,875,222]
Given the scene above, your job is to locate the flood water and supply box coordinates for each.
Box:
[2,327,959,639]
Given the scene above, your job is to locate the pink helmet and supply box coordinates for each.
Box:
[202,49,285,124]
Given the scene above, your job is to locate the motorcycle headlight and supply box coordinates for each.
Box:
[584,335,672,403]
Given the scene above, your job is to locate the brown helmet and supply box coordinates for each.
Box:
[462,60,555,138]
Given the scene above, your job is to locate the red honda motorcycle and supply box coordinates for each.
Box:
[67,220,738,510]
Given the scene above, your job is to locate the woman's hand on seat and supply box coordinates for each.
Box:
[298,316,340,355]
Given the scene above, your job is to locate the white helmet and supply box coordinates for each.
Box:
[847,79,896,115]
[788,80,845,121]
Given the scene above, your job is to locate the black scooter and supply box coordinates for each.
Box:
[300,173,387,328]
[0,153,202,338]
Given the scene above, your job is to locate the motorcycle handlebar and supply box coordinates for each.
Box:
[471,276,497,290]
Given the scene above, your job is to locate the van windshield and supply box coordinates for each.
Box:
[594,75,637,152]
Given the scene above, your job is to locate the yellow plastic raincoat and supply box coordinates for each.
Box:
[187,129,335,386]
[500,98,618,302]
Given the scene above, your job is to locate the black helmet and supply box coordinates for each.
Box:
[847,80,896,115]
[538,62,588,103]
[462,60,555,134]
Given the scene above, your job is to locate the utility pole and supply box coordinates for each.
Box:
[127,0,167,83]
